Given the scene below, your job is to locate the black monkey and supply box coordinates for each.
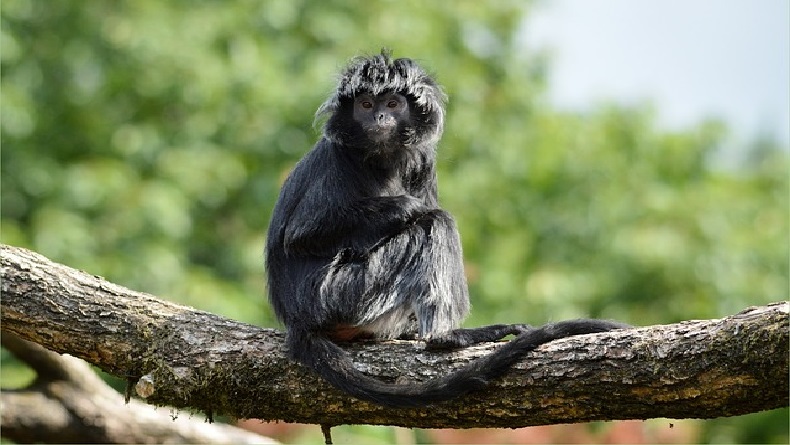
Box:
[265,51,627,408]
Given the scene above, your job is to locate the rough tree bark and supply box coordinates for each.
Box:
[1,333,278,444]
[1,244,787,430]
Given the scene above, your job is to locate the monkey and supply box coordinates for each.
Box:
[265,50,628,408]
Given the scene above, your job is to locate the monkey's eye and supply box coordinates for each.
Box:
[386,100,399,108]
[360,101,373,109]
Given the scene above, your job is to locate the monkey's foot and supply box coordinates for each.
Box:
[425,324,535,350]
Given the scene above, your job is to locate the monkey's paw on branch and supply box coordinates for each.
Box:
[1,244,788,429]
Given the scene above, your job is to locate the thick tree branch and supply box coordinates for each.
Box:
[0,333,277,444]
[1,244,787,429]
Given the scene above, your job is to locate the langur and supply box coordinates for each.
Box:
[265,50,627,408]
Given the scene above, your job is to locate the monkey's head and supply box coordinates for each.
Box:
[317,51,446,156]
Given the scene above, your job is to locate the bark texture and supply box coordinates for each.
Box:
[1,334,277,444]
[2,244,788,429]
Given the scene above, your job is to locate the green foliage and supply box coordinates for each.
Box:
[2,0,787,443]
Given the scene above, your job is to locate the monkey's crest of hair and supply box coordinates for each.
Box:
[316,50,447,145]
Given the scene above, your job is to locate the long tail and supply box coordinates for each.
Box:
[289,319,627,408]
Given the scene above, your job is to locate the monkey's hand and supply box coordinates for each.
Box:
[345,195,431,252]
[357,195,428,225]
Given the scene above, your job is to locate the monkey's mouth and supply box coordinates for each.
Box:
[365,125,396,140]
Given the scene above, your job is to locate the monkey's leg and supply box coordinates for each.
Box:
[408,209,472,336]
[313,210,548,345]
[312,219,445,338]
[386,210,539,349]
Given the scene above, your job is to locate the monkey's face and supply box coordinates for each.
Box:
[352,92,411,147]
[318,53,445,151]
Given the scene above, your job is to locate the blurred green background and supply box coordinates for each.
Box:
[1,0,787,443]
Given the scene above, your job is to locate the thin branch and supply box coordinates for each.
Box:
[1,244,788,429]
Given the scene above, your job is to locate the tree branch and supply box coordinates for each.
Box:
[0,333,277,444]
[2,244,787,429]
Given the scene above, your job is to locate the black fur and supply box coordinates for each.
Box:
[265,51,628,408]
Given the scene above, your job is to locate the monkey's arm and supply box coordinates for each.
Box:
[283,193,428,258]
